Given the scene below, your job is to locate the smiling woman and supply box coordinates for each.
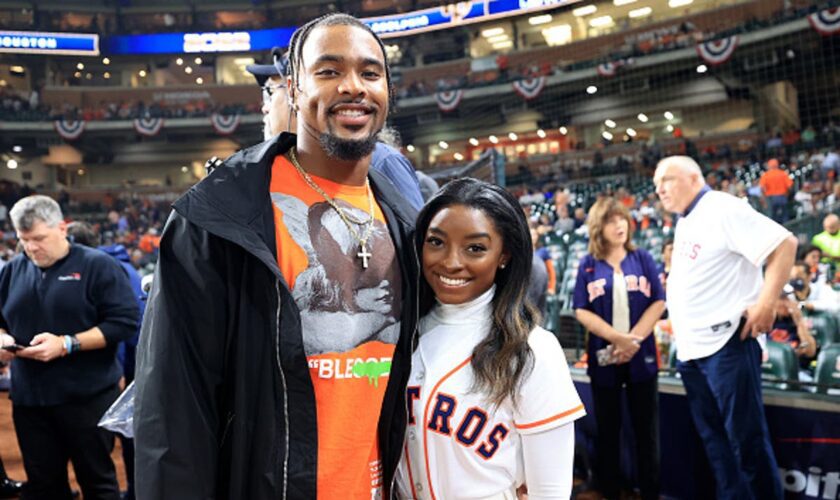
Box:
[397,178,586,499]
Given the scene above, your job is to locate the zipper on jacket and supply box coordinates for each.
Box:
[275,279,290,500]
[390,238,422,499]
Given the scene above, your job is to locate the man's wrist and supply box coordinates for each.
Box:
[63,335,81,355]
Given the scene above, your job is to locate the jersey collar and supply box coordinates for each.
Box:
[682,185,711,217]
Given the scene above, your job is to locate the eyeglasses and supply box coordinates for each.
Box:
[261,84,285,104]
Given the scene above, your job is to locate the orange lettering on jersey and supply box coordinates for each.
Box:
[587,278,606,302]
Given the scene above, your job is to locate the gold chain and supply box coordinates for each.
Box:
[287,146,376,267]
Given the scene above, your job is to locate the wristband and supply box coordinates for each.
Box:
[69,335,81,354]
[63,335,72,355]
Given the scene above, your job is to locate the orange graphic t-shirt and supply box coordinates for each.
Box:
[269,155,401,500]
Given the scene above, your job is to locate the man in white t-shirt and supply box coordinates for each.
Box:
[654,156,797,500]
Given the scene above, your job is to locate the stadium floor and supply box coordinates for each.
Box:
[0,392,129,492]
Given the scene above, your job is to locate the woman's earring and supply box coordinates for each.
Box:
[500,263,507,269]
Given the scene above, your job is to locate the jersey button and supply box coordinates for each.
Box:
[415,483,423,492]
[416,372,424,380]
[409,430,416,440]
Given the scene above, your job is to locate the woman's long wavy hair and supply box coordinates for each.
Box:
[415,178,536,407]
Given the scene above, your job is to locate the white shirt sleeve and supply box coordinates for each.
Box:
[521,422,575,499]
[513,328,586,434]
[720,195,790,266]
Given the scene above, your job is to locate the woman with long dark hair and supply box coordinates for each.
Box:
[572,198,665,500]
[396,178,585,499]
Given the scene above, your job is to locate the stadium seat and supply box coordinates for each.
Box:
[761,341,799,390]
[814,344,840,395]
[806,312,838,348]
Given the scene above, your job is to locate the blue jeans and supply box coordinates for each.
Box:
[768,195,787,224]
[677,331,782,500]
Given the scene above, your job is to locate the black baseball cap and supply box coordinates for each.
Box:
[246,47,290,86]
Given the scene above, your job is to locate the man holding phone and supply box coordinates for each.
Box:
[0,195,138,500]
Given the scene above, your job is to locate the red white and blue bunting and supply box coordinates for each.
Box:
[133,116,164,137]
[210,113,241,135]
[596,58,634,77]
[808,8,840,36]
[435,89,463,112]
[512,76,547,100]
[54,119,85,140]
[696,35,739,65]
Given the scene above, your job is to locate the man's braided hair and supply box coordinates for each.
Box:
[286,13,395,109]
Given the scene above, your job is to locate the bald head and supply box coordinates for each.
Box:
[654,156,706,214]
[824,214,839,235]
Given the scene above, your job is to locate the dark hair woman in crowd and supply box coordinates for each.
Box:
[573,197,665,500]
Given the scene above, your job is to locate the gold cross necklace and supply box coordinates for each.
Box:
[287,146,375,268]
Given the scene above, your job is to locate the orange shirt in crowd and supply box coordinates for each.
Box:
[759,168,793,197]
[269,155,401,500]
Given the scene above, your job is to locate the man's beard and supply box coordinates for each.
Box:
[319,130,378,162]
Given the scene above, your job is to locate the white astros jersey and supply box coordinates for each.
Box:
[395,288,585,500]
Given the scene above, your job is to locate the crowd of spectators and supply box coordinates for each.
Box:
[0,88,257,122]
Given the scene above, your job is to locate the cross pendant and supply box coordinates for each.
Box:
[357,244,372,269]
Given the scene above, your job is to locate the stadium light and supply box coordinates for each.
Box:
[696,64,708,73]
[439,141,449,149]
[664,111,674,120]
[614,0,637,5]
[487,34,509,44]
[602,131,614,141]
[666,124,675,132]
[181,166,189,173]
[6,159,16,170]
[73,71,81,78]
[559,126,568,135]
[669,0,693,7]
[626,128,637,137]
[508,132,518,141]
[0,80,5,87]
[76,62,84,70]
[12,145,22,153]
[481,28,505,38]
[489,135,499,144]
[195,57,202,65]
[454,152,464,161]
[102,57,110,65]
[104,71,111,79]
[185,66,193,74]
[537,129,546,138]
[77,169,85,176]
[529,14,552,25]
[85,73,92,80]
[638,113,649,122]
[586,85,598,94]
[605,119,616,128]
[542,25,572,46]
[589,16,614,28]
[492,41,513,49]
[573,5,597,16]
[629,7,652,18]
[406,144,416,152]
[176,57,184,66]
[138,69,147,77]
[196,77,204,84]
[469,137,479,146]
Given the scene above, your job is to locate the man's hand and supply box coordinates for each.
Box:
[0,333,17,363]
[740,302,776,340]
[17,333,66,362]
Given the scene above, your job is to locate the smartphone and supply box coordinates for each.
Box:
[1,344,25,352]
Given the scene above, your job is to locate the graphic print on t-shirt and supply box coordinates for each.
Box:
[270,155,401,500]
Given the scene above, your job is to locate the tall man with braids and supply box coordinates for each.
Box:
[134,13,419,500]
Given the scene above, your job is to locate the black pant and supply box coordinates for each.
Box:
[13,385,121,500]
[591,374,660,500]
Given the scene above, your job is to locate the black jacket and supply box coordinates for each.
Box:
[134,133,419,499]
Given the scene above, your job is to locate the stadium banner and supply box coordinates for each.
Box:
[435,89,464,112]
[574,378,840,500]
[0,30,98,56]
[134,117,164,137]
[106,27,295,55]
[808,8,840,36]
[365,0,578,39]
[596,58,634,77]
[696,35,739,66]
[54,119,86,140]
[512,76,546,100]
[210,113,241,135]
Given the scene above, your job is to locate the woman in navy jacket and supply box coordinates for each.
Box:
[573,197,665,500]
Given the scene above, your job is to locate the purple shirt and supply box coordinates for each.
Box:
[572,248,665,387]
